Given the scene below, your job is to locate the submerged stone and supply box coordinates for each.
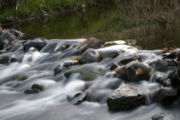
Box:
[152,113,166,120]
[67,92,87,105]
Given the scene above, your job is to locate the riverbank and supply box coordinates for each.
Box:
[0,0,114,23]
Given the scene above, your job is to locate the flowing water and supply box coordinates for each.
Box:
[1,4,180,120]
[0,38,180,120]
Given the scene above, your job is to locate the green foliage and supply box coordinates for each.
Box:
[0,0,77,21]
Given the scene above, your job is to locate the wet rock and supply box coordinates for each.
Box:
[116,54,139,65]
[78,37,104,53]
[63,61,79,68]
[154,59,177,72]
[54,61,79,75]
[115,66,127,80]
[64,64,105,80]
[98,50,119,59]
[17,75,28,81]
[8,29,24,39]
[54,65,63,75]
[153,87,177,104]
[0,54,10,64]
[79,49,101,64]
[0,49,7,54]
[24,89,39,94]
[67,92,87,105]
[23,38,47,52]
[163,51,176,59]
[31,84,44,91]
[115,61,153,82]
[0,30,16,50]
[169,70,180,89]
[107,84,147,111]
[126,61,154,81]
[152,113,166,120]
[110,63,118,70]
[150,72,171,87]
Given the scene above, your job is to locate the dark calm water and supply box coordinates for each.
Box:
[4,6,180,49]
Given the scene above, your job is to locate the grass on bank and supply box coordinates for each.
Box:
[0,0,81,22]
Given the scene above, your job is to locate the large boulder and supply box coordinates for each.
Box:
[107,84,147,111]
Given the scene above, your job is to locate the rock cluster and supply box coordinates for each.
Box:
[1,28,180,113]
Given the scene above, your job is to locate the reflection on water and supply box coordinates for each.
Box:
[4,6,180,50]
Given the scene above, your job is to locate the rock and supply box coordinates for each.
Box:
[115,61,153,82]
[78,37,104,54]
[110,63,118,70]
[116,55,139,65]
[67,92,87,105]
[150,72,171,87]
[152,113,166,120]
[24,89,39,94]
[0,30,16,50]
[107,84,147,111]
[31,84,44,91]
[64,64,105,80]
[155,59,177,72]
[0,54,10,64]
[115,66,127,80]
[163,51,176,59]
[169,70,180,89]
[63,61,79,68]
[23,38,47,52]
[79,49,101,64]
[153,87,177,104]
[98,50,119,59]
[8,29,24,39]
[17,75,27,81]
[54,65,63,75]
[126,61,154,81]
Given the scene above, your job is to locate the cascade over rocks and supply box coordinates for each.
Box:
[1,28,180,116]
